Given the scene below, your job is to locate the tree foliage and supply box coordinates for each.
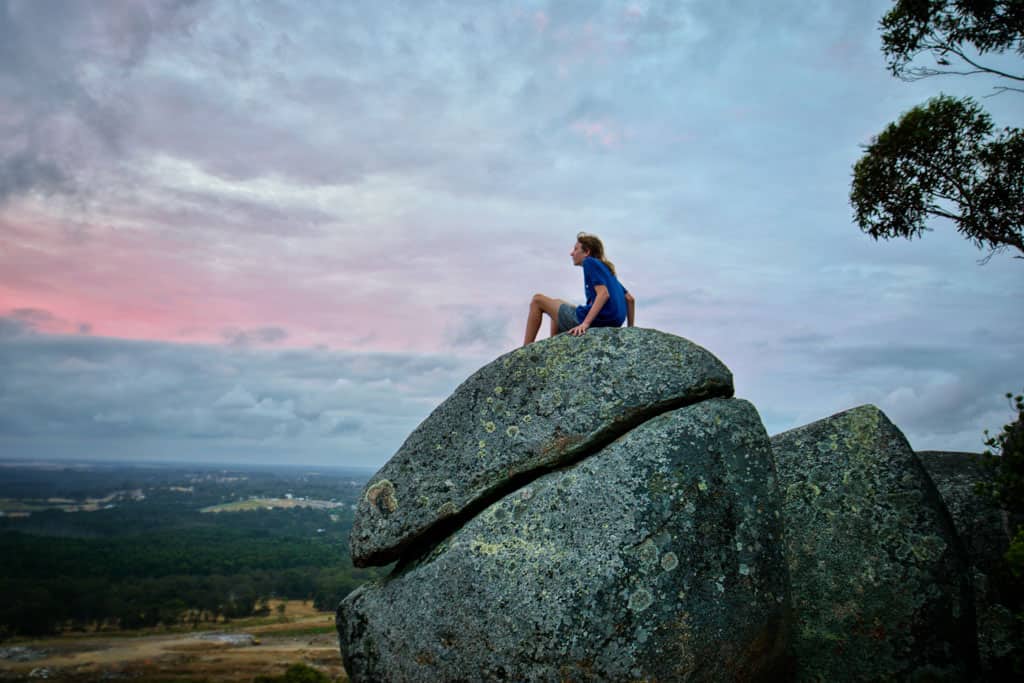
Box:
[881,0,1024,90]
[979,391,1024,674]
[254,663,332,683]
[852,1,1023,261]
[979,391,1024,582]
[981,391,1024,519]
[851,95,1024,258]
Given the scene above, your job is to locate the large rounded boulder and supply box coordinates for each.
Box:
[339,398,791,682]
[350,327,734,567]
[771,406,976,681]
[338,329,791,682]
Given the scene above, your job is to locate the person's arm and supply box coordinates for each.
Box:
[625,291,635,327]
[570,285,608,336]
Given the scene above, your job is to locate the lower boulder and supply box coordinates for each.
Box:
[338,398,791,682]
[772,406,976,681]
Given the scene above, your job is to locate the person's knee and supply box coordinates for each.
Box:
[531,293,546,307]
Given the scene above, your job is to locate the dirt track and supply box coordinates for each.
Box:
[0,601,347,682]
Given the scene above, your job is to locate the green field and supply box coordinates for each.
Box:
[201,498,342,513]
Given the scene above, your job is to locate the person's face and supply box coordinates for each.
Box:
[571,241,589,266]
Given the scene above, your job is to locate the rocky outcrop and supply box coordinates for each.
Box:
[771,407,976,681]
[338,328,1010,681]
[918,451,1023,678]
[339,329,790,682]
[350,327,734,567]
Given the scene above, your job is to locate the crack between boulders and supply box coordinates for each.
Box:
[383,381,734,576]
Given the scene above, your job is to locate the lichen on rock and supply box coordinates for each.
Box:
[338,398,791,682]
[772,406,976,681]
[349,327,734,568]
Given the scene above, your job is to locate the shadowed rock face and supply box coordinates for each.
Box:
[772,407,976,682]
[917,451,1023,678]
[350,328,734,568]
[338,399,791,682]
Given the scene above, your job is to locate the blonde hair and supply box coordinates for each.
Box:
[576,231,616,276]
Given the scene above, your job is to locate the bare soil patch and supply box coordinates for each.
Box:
[0,601,346,682]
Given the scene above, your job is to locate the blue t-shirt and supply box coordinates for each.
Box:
[576,256,628,327]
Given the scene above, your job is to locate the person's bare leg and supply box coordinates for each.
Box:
[524,293,563,346]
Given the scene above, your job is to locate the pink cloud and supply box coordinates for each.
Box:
[533,11,549,34]
[825,40,860,67]
[570,119,626,148]
[548,18,631,76]
[625,5,645,20]
[729,106,756,121]
[0,206,541,354]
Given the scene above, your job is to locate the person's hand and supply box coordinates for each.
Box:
[569,322,589,336]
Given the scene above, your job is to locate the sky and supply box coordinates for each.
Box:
[1,0,1021,468]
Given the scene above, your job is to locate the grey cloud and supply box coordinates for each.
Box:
[325,415,362,436]
[0,318,29,339]
[1,0,877,214]
[222,326,289,347]
[743,326,1023,453]
[0,323,476,466]
[10,307,58,331]
[814,344,976,374]
[444,309,511,350]
[0,0,207,202]
[6,308,87,336]
[0,153,68,203]
[779,332,833,347]
[811,343,1021,438]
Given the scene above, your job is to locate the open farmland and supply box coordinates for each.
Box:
[0,600,347,682]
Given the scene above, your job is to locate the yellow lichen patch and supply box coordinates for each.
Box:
[470,538,502,556]
[494,386,504,395]
[365,480,398,515]
[436,501,457,517]
[484,421,497,433]
[506,425,520,437]
[479,439,487,449]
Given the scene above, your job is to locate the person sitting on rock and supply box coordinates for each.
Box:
[523,232,635,346]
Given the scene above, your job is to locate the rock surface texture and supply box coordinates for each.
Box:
[350,327,734,567]
[918,451,1023,678]
[339,329,791,682]
[772,407,976,682]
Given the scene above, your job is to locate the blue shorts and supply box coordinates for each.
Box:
[557,303,579,333]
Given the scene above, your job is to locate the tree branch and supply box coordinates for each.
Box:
[929,206,963,222]
[946,46,1024,82]
[894,33,1024,83]
[984,86,1024,97]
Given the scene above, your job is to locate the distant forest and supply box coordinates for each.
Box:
[0,462,384,637]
